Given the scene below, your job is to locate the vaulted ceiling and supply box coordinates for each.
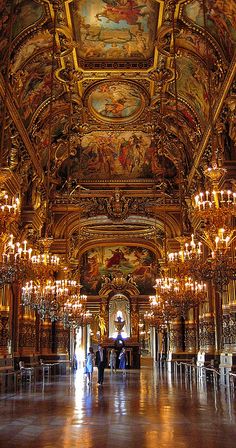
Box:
[0,0,236,296]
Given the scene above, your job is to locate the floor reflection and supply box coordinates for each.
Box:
[0,362,236,447]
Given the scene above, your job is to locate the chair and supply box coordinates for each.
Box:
[39,359,51,379]
[19,361,34,382]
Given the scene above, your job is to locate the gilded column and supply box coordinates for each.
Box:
[40,319,52,355]
[0,285,11,356]
[130,297,139,341]
[100,297,108,341]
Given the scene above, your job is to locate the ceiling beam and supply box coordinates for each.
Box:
[188,53,236,189]
[0,74,45,187]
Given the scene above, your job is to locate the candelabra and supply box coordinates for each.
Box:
[0,191,20,233]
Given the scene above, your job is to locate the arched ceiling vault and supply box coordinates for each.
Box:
[0,0,236,290]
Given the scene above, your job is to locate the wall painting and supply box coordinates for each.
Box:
[81,246,156,295]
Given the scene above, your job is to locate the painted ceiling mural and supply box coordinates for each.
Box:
[81,246,156,295]
[86,80,147,122]
[70,0,159,61]
[183,0,236,58]
[57,131,178,180]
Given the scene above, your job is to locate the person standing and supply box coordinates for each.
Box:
[119,348,127,376]
[95,343,107,386]
[86,347,95,385]
[109,349,117,373]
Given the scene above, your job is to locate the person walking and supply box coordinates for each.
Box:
[95,343,107,386]
[109,349,117,373]
[118,347,127,376]
[86,347,95,385]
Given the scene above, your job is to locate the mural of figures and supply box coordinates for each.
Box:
[11,53,63,126]
[71,0,159,60]
[11,30,52,74]
[184,0,236,58]
[176,56,209,122]
[59,131,177,180]
[81,246,156,295]
[12,0,45,38]
[87,81,145,121]
[0,0,44,55]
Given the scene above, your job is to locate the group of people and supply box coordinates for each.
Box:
[84,345,128,386]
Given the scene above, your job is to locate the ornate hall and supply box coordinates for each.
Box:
[0,0,236,447]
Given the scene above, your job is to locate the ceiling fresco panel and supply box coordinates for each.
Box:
[183,0,236,58]
[68,0,160,68]
[85,80,148,122]
[57,131,177,181]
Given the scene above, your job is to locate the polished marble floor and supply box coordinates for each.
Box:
[0,361,236,448]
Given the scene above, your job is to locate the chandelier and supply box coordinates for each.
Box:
[192,164,236,253]
[154,274,207,318]
[63,298,92,328]
[31,237,60,280]
[21,277,89,325]
[168,234,203,277]
[0,234,36,285]
[192,165,236,290]
[144,293,178,328]
[0,193,20,231]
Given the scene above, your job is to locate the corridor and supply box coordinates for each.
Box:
[0,363,235,448]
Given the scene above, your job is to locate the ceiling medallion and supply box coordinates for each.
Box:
[85,80,148,123]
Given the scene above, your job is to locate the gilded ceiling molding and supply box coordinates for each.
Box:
[52,211,178,241]
[0,74,45,187]
[188,52,236,189]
